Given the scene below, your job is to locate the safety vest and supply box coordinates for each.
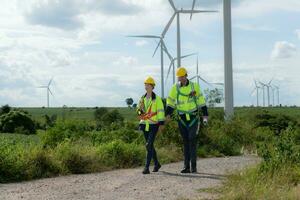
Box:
[137,93,165,131]
[166,80,206,127]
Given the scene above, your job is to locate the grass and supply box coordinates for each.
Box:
[219,165,300,200]
[21,107,137,123]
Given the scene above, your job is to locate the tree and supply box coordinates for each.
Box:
[101,109,124,127]
[0,104,11,116]
[94,107,109,121]
[204,88,223,108]
[125,98,134,108]
[0,110,36,134]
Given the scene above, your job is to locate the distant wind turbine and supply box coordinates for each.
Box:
[38,78,54,108]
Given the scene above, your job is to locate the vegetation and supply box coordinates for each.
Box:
[1,104,300,200]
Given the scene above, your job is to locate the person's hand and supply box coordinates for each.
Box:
[203,116,208,126]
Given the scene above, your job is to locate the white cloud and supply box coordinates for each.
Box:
[271,41,297,60]
[135,40,149,47]
[234,0,300,18]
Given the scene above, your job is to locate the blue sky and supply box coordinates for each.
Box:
[0,0,299,107]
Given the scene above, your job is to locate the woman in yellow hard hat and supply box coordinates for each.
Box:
[136,76,165,174]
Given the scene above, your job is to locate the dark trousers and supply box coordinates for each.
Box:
[178,117,199,170]
[139,124,160,169]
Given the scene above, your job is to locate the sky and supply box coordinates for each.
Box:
[0,0,300,107]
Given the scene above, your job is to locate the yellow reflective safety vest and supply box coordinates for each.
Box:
[137,92,165,131]
[167,80,206,124]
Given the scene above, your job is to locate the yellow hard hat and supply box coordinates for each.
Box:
[176,67,187,77]
[144,76,155,86]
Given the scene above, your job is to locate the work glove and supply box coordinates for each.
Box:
[203,116,208,126]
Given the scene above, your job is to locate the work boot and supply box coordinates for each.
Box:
[191,168,197,173]
[153,163,161,172]
[142,168,150,174]
[180,167,191,173]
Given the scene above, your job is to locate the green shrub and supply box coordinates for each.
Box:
[197,118,254,156]
[25,146,61,179]
[258,127,300,173]
[0,142,27,182]
[0,110,36,134]
[0,104,11,116]
[54,140,103,174]
[253,110,298,135]
[97,140,145,168]
[90,121,142,145]
[102,109,124,127]
[41,120,92,148]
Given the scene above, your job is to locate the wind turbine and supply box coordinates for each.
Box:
[127,34,167,98]
[191,0,233,119]
[38,78,53,108]
[266,79,273,106]
[167,0,217,68]
[252,80,261,107]
[259,81,267,107]
[190,55,211,86]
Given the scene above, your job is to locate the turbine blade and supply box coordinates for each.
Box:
[268,78,273,85]
[254,79,258,87]
[190,76,197,80]
[48,78,53,87]
[165,62,174,84]
[127,35,160,39]
[259,81,265,86]
[210,83,224,86]
[162,12,176,37]
[198,76,211,85]
[48,88,53,96]
[190,0,196,20]
[168,0,176,11]
[152,40,161,57]
[161,41,173,60]
[180,10,218,14]
[180,53,197,59]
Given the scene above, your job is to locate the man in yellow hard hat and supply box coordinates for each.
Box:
[136,76,165,174]
[165,67,208,173]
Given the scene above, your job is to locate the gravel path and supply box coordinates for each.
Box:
[0,156,260,200]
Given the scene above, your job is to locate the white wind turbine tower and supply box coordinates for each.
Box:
[191,0,233,119]
[190,55,211,86]
[38,78,54,108]
[167,0,217,68]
